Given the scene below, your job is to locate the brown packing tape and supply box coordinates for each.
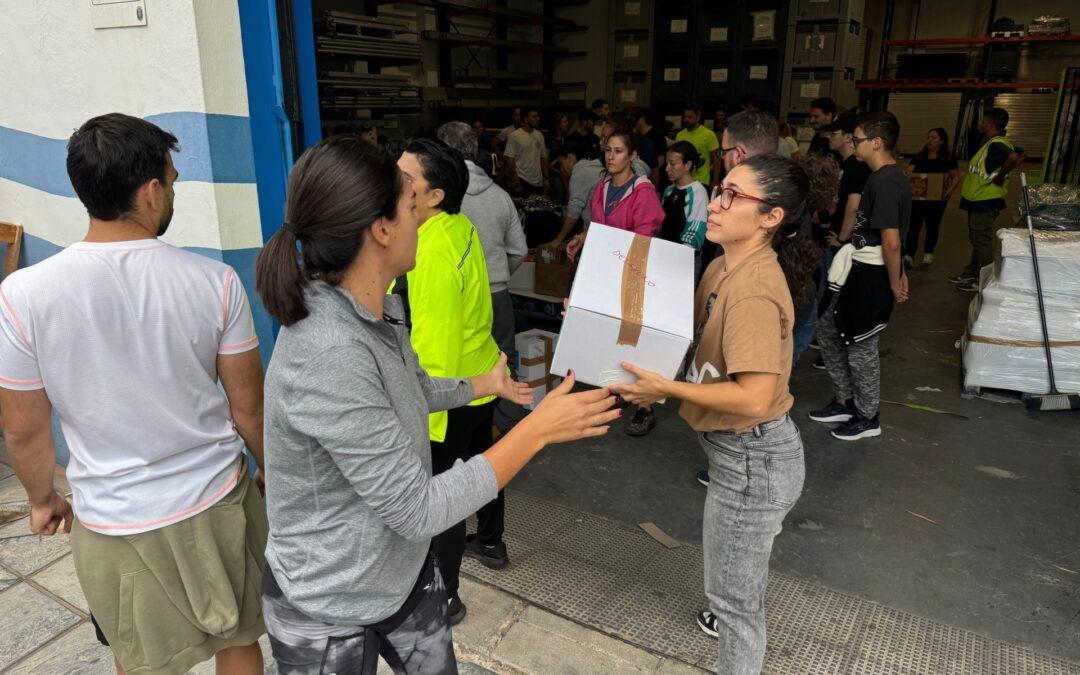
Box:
[617,234,651,347]
[968,334,1080,348]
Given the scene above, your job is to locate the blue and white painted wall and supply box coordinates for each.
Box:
[0,1,276,358]
[1,1,298,463]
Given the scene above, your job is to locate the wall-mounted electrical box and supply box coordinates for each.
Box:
[91,0,147,30]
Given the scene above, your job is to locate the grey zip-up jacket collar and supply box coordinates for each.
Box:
[263,281,498,625]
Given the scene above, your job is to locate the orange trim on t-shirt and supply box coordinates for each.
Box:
[0,374,43,386]
[218,336,259,353]
[77,461,243,532]
[221,268,235,328]
[0,287,31,348]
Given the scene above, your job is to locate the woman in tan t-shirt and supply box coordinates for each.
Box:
[611,154,820,675]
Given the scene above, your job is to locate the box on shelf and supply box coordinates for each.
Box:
[516,329,561,410]
[909,173,946,201]
[534,245,576,298]
[551,224,693,387]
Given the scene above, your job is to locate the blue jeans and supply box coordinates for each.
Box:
[701,414,805,675]
[792,296,817,364]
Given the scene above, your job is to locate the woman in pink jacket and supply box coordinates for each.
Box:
[567,129,664,259]
[567,127,665,436]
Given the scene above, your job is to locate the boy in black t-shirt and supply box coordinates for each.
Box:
[810,112,911,441]
[822,112,871,246]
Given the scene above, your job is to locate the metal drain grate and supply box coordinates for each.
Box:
[463,491,1080,674]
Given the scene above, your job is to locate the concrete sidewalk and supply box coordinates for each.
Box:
[3,444,1078,674]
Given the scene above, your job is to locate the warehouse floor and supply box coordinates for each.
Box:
[510,180,1080,664]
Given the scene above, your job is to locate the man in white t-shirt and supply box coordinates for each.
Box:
[0,113,268,675]
[503,106,549,197]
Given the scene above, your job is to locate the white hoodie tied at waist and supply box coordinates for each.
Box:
[827,243,885,292]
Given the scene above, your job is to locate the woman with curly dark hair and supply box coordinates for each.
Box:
[610,154,814,675]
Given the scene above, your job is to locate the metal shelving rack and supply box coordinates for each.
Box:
[859,27,1080,157]
[313,10,423,130]
[781,0,865,117]
[609,0,654,113]
[384,0,588,110]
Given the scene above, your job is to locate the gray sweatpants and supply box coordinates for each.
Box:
[701,414,805,675]
[491,289,526,432]
[816,296,881,418]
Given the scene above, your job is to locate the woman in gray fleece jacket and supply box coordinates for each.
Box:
[253,136,619,675]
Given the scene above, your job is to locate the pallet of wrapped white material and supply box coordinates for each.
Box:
[993,228,1080,298]
[961,272,1080,397]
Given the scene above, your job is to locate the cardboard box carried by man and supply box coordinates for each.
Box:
[551,223,694,387]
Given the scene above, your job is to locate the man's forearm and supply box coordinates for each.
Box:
[232,407,264,471]
[553,217,577,243]
[997,153,1022,180]
[883,239,903,287]
[6,426,58,505]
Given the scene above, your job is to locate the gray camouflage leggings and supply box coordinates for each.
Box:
[816,301,881,418]
[262,556,457,675]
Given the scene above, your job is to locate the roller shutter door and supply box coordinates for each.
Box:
[885,92,963,157]
[992,92,1056,159]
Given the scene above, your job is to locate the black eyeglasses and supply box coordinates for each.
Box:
[852,135,875,145]
[720,145,739,154]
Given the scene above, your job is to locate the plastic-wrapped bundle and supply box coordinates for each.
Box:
[994,229,1080,297]
[962,272,1080,394]
[1025,183,1080,231]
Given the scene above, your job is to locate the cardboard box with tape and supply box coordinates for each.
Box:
[534,245,576,298]
[909,173,946,201]
[516,329,561,410]
[551,223,694,387]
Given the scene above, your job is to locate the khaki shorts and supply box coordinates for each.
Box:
[72,460,268,675]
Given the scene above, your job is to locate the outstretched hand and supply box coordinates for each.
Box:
[488,352,535,405]
[528,372,621,444]
[608,362,672,407]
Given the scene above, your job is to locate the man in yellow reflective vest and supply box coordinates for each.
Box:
[949,107,1025,292]
[397,138,504,626]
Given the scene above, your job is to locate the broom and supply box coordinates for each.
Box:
[1020,172,1080,411]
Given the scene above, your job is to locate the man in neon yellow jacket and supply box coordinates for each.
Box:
[397,138,504,625]
[949,108,1024,292]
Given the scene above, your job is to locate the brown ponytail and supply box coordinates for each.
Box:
[255,136,403,326]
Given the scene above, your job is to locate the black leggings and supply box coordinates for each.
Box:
[906,200,947,256]
[430,400,500,598]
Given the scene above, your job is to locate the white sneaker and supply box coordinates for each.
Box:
[696,610,719,638]
[922,253,934,265]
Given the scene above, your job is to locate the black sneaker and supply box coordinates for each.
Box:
[464,535,509,570]
[956,280,980,293]
[947,272,976,285]
[696,610,719,638]
[695,470,709,487]
[831,413,882,441]
[811,354,826,370]
[448,594,467,626]
[626,406,656,436]
[809,338,821,351]
[808,398,855,423]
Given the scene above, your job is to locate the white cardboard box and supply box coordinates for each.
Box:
[551,224,694,387]
[516,329,561,410]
